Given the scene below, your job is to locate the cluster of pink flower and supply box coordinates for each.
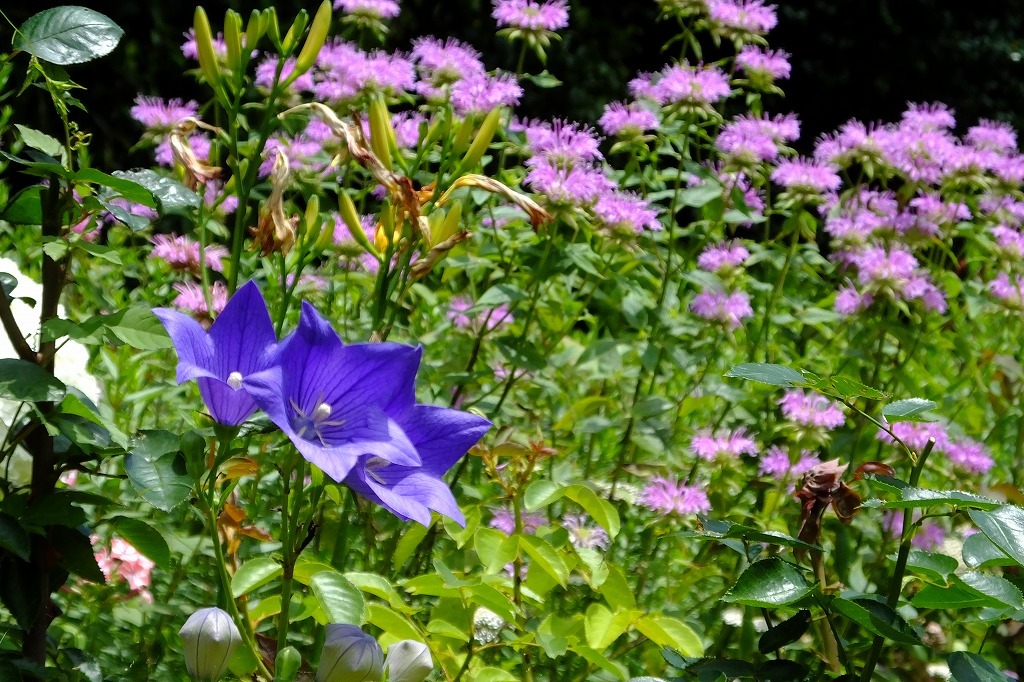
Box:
[690,427,757,460]
[779,389,845,430]
[92,535,156,603]
[690,242,754,329]
[639,477,711,517]
[877,421,994,474]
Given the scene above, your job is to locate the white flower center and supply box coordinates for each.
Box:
[312,402,332,421]
[227,371,243,390]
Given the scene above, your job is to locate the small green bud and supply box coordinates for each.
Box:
[292,1,332,80]
[275,646,302,682]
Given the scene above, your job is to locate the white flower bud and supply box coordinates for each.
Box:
[383,640,433,682]
[317,624,383,682]
[179,607,242,681]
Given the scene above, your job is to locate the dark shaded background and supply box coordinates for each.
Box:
[7,1,1024,168]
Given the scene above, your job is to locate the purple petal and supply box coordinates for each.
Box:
[197,378,259,426]
[398,405,491,474]
[347,464,464,526]
[153,308,218,384]
[207,280,277,378]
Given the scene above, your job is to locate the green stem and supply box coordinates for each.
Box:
[860,438,935,682]
[750,221,800,362]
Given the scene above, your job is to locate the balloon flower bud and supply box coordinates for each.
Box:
[383,640,433,682]
[179,607,242,681]
[316,624,383,682]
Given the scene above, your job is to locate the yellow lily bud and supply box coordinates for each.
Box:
[451,114,476,156]
[264,7,281,49]
[245,10,264,50]
[193,8,221,89]
[454,107,501,177]
[223,10,243,73]
[293,1,331,79]
[429,201,462,247]
[281,10,309,56]
[338,190,378,256]
[368,95,396,172]
[304,195,325,248]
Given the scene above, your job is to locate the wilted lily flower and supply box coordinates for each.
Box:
[155,280,277,425]
[383,640,433,682]
[317,624,383,682]
[179,607,241,681]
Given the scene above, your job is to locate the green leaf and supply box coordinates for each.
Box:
[722,557,812,608]
[947,651,1014,681]
[112,169,199,212]
[962,532,1016,569]
[569,646,627,680]
[912,574,1021,611]
[521,70,562,88]
[232,557,283,598]
[475,283,527,308]
[108,307,172,350]
[584,604,637,650]
[694,517,819,552]
[124,430,191,512]
[2,185,44,224]
[599,563,635,610]
[524,480,563,509]
[19,491,88,528]
[520,535,569,587]
[108,516,171,571]
[51,525,105,583]
[634,615,704,657]
[758,610,811,654]
[343,572,405,609]
[75,168,156,208]
[77,242,122,265]
[882,398,937,422]
[474,527,519,574]
[970,506,1024,567]
[564,485,620,540]
[392,522,430,569]
[903,550,959,583]
[863,488,1001,511]
[310,570,366,625]
[0,512,30,561]
[0,359,66,403]
[15,126,64,161]
[366,603,422,641]
[14,7,123,65]
[831,597,922,645]
[959,571,1024,610]
[0,558,41,630]
[724,363,804,387]
[678,182,722,207]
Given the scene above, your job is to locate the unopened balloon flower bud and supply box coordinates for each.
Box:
[316,624,383,682]
[383,640,433,682]
[179,607,241,681]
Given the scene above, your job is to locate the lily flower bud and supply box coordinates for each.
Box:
[316,624,383,682]
[383,640,433,682]
[293,1,332,82]
[179,607,241,681]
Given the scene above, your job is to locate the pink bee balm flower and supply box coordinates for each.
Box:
[639,477,711,517]
[771,158,842,194]
[593,191,661,233]
[598,101,659,137]
[758,446,820,479]
[172,281,229,318]
[492,0,569,32]
[877,421,951,454]
[690,290,753,329]
[130,95,199,132]
[697,241,750,272]
[152,234,228,273]
[651,62,732,109]
[735,45,791,82]
[946,439,994,474]
[451,73,523,117]
[707,0,778,36]
[489,507,545,534]
[690,428,757,460]
[562,512,610,550]
[333,0,400,19]
[779,389,845,429]
[967,119,1017,152]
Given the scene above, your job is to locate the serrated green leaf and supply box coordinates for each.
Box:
[0,358,66,403]
[831,597,922,645]
[723,557,811,608]
[970,506,1024,567]
[108,516,171,571]
[124,430,191,512]
[882,398,938,422]
[112,169,199,212]
[947,651,1014,681]
[14,7,123,65]
[725,363,804,387]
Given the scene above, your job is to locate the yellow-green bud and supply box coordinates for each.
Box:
[368,95,396,172]
[179,607,242,682]
[338,191,377,256]
[293,1,331,80]
[281,10,309,56]
[316,624,383,682]
[275,646,302,682]
[264,7,281,49]
[223,10,243,73]
[454,107,501,177]
[193,8,221,89]
[245,10,264,50]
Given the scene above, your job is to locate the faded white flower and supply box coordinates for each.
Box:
[472,606,505,644]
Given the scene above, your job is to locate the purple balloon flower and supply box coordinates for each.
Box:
[244,303,490,507]
[154,280,277,425]
[344,404,491,526]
